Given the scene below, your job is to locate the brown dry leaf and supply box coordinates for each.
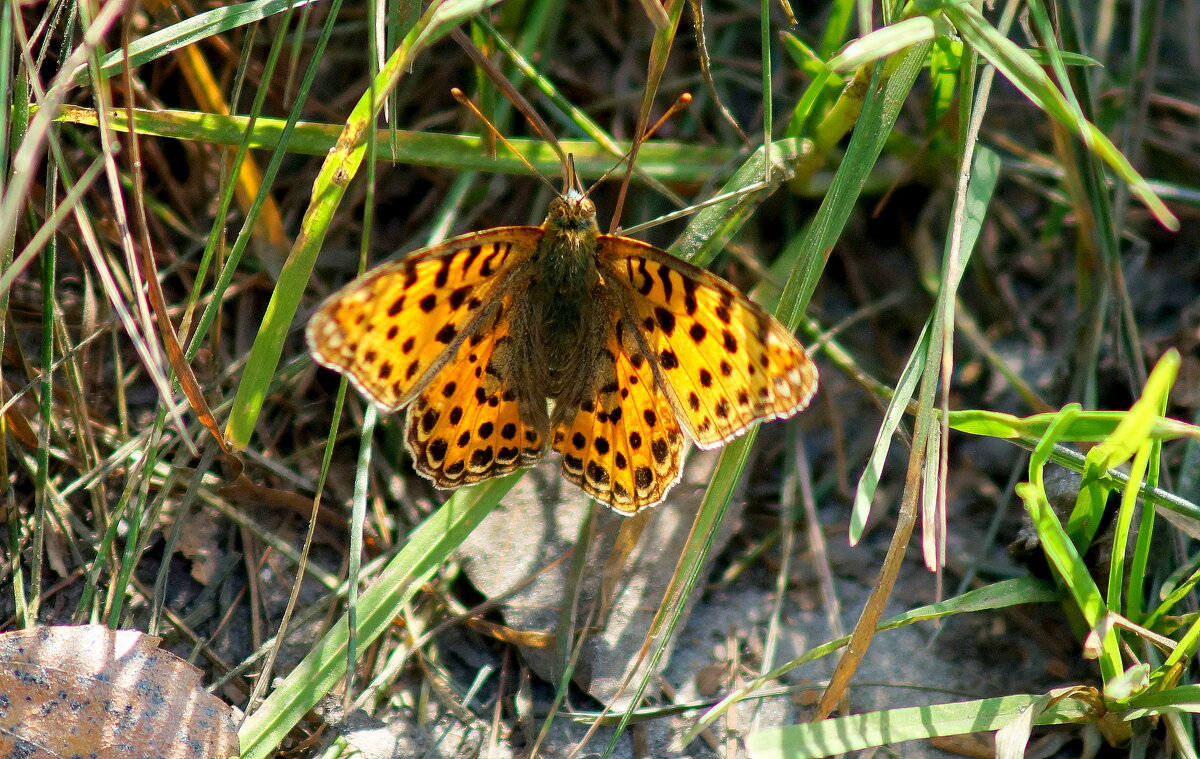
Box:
[0,625,240,759]
[695,662,729,696]
[174,508,225,585]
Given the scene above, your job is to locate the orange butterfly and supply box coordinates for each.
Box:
[307,164,817,513]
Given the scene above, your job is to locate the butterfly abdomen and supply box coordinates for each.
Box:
[526,271,606,398]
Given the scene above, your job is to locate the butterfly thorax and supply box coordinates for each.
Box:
[536,191,600,291]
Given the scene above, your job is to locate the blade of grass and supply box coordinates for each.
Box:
[54,106,734,183]
[587,138,808,757]
[949,408,1198,444]
[0,11,20,574]
[944,2,1177,231]
[791,40,925,540]
[674,138,807,266]
[746,691,1094,758]
[1093,353,1179,622]
[236,475,515,759]
[1019,404,1122,681]
[225,0,502,449]
[827,15,939,71]
[73,0,325,85]
[601,431,759,758]
[850,143,999,545]
[674,576,1063,748]
[0,3,14,175]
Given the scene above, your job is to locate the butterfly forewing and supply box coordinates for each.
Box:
[550,305,685,512]
[407,292,549,488]
[599,237,818,448]
[307,227,543,410]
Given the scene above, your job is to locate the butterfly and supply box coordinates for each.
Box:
[306,163,818,513]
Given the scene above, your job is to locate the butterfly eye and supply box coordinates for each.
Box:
[580,197,596,216]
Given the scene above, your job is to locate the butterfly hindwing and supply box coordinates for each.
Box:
[407,293,549,488]
[598,237,818,448]
[307,227,542,410]
[550,305,685,512]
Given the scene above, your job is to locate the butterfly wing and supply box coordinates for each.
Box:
[407,292,549,488]
[307,227,543,411]
[550,303,685,512]
[597,237,818,448]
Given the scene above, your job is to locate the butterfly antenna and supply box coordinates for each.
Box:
[449,29,568,162]
[584,93,692,199]
[451,87,562,196]
[596,93,693,231]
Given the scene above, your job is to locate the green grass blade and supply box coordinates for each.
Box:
[949,408,1199,444]
[605,434,758,757]
[686,40,965,736]
[1085,351,1181,472]
[225,0,501,449]
[745,693,1092,758]
[676,577,1063,748]
[945,3,1178,230]
[850,145,999,542]
[673,138,807,266]
[827,15,938,71]
[74,0,325,85]
[1018,407,1121,680]
[600,136,809,757]
[791,43,928,541]
[55,105,734,183]
[236,477,514,758]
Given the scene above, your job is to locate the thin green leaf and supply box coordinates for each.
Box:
[827,16,938,72]
[945,4,1178,230]
[675,578,1064,749]
[236,477,514,759]
[849,139,997,543]
[949,408,1199,443]
[746,692,1092,758]
[603,136,811,757]
[1086,351,1181,472]
[54,106,733,184]
[1015,478,1120,680]
[75,0,325,85]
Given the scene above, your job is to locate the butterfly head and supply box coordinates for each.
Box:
[546,155,599,235]
[546,190,598,234]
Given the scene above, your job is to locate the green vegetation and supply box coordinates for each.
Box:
[3,0,1197,757]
